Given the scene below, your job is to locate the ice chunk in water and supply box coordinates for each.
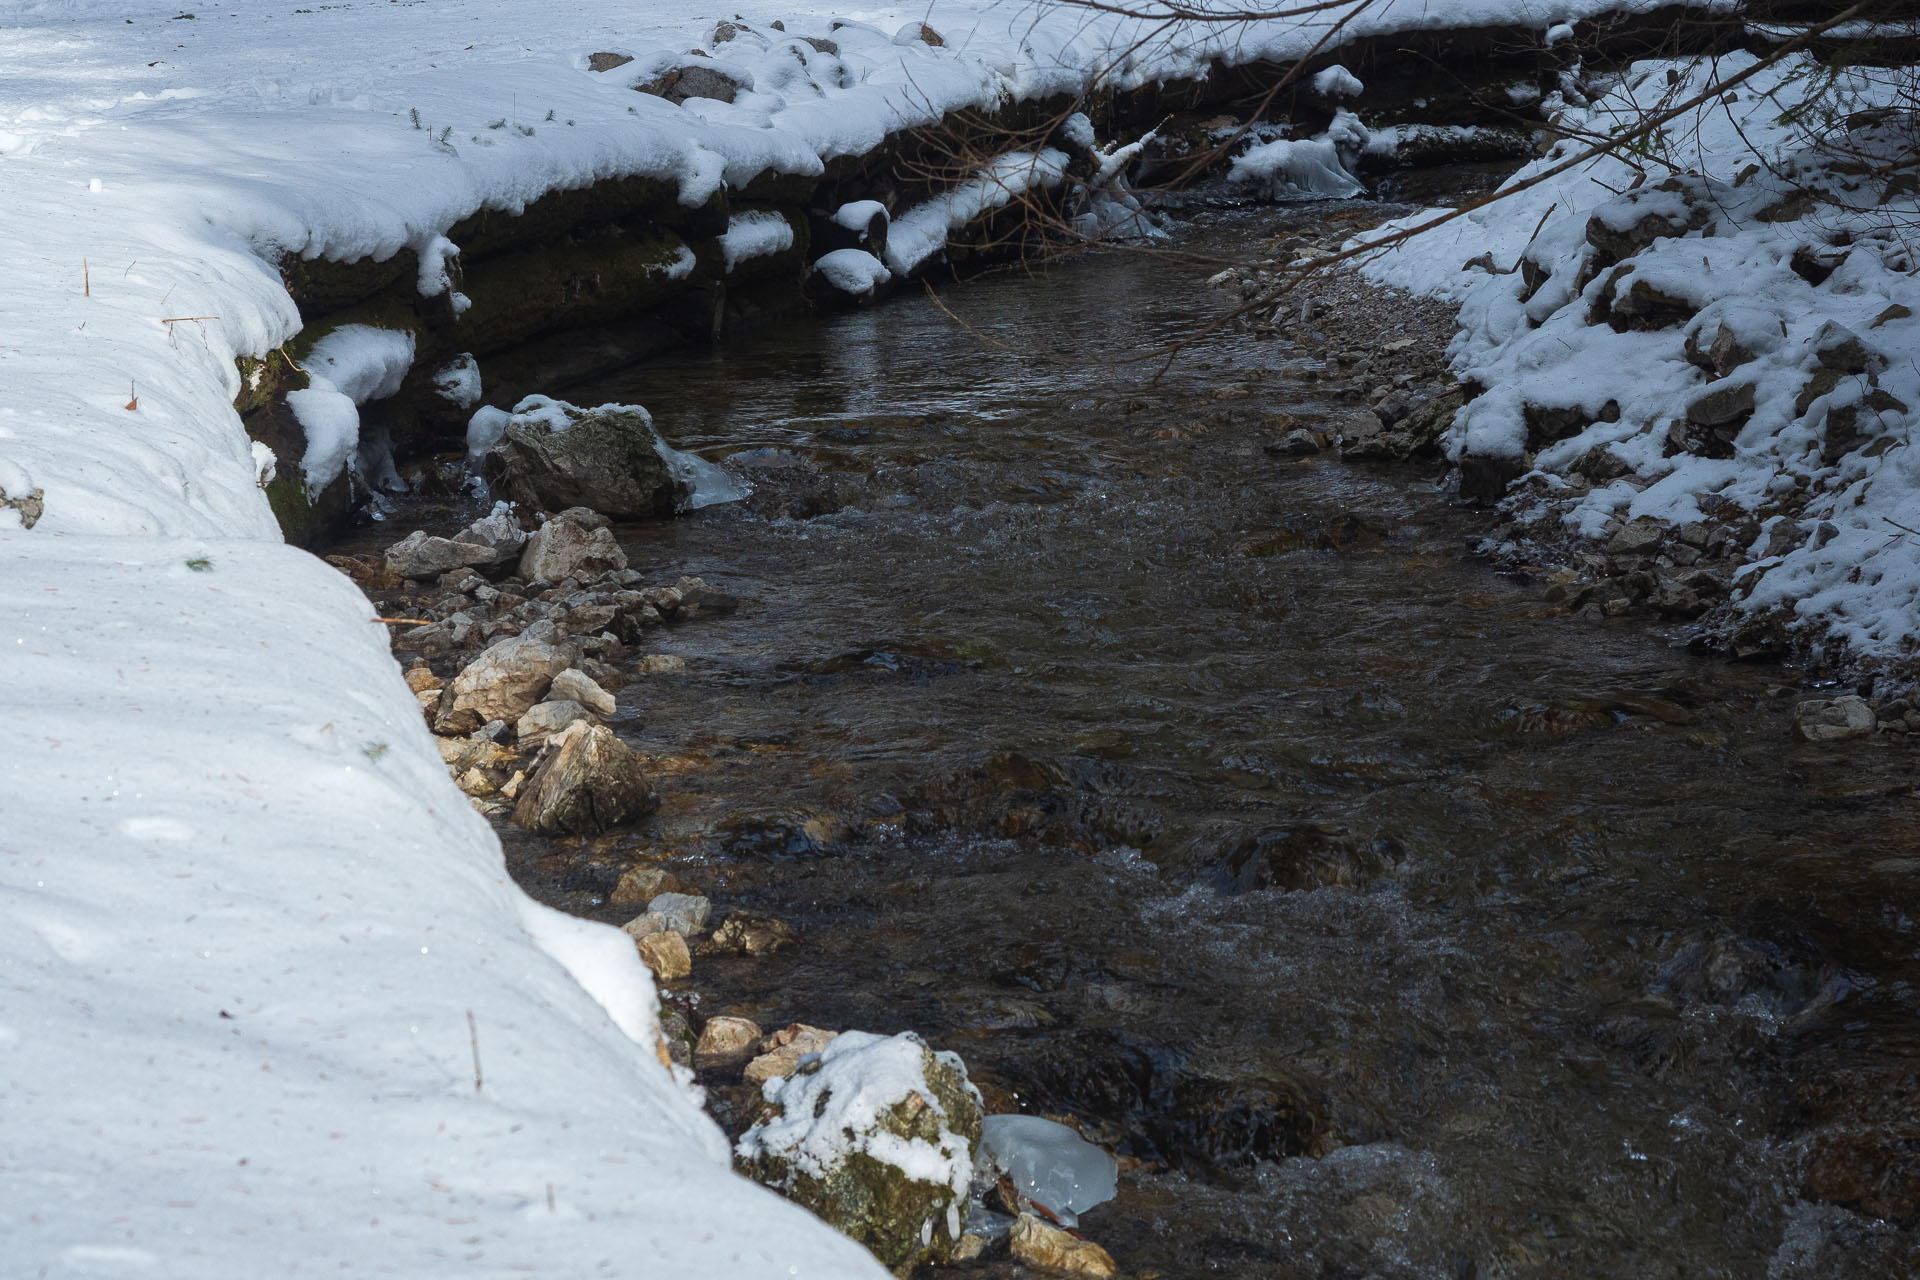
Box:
[977,1114,1117,1224]
[656,437,746,510]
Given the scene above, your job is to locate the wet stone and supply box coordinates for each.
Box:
[710,911,797,956]
[1794,695,1877,742]
[636,929,692,981]
[1008,1213,1116,1278]
[693,1015,762,1069]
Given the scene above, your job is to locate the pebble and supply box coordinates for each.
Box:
[1794,694,1877,742]
[609,866,690,905]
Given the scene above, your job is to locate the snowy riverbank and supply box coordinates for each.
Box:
[0,0,1711,1273]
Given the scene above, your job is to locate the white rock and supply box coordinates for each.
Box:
[520,520,627,582]
[550,667,617,715]
[516,698,595,744]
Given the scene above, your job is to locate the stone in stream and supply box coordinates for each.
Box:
[1794,695,1877,742]
[514,698,595,745]
[711,911,797,956]
[635,929,691,981]
[1008,1213,1116,1277]
[481,400,682,519]
[511,721,657,836]
[694,1015,762,1069]
[549,666,617,714]
[518,519,628,583]
[609,865,690,905]
[382,529,498,579]
[736,1031,981,1273]
[434,627,576,735]
[646,892,711,936]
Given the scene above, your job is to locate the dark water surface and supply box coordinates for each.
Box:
[499,212,1919,1278]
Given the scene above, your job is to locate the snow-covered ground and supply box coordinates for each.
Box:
[0,0,1699,1273]
[1362,49,1920,675]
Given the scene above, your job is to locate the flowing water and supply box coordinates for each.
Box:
[460,210,1919,1278]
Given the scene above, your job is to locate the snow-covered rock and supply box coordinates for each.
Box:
[738,1031,983,1272]
[482,397,682,519]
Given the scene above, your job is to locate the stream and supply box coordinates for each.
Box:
[368,205,1919,1278]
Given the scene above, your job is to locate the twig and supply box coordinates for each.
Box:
[83,258,90,298]
[373,616,433,626]
[1886,516,1920,537]
[161,315,219,324]
[467,1010,483,1093]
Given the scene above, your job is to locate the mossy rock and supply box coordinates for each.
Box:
[233,349,311,417]
[243,392,353,546]
[279,248,417,318]
[480,402,682,518]
[740,1037,982,1277]
[447,175,725,260]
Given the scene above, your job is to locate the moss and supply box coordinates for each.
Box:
[278,249,416,318]
[232,349,311,417]
[452,225,699,357]
[447,176,725,260]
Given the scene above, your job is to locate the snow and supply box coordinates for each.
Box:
[0,0,1732,1270]
[1359,52,1920,664]
[289,324,416,489]
[832,199,889,233]
[813,247,893,294]
[718,210,795,271]
[884,149,1071,276]
[1312,64,1364,97]
[1231,136,1364,200]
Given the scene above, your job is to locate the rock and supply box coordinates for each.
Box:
[1794,695,1877,742]
[634,62,748,105]
[1811,321,1884,374]
[893,20,943,45]
[549,667,617,714]
[1267,428,1321,458]
[434,736,515,772]
[1607,515,1667,557]
[736,1031,982,1272]
[1008,1214,1116,1277]
[482,399,682,519]
[674,575,739,612]
[635,653,688,674]
[587,50,633,71]
[711,911,797,956]
[609,866,690,905]
[515,698,594,744]
[1687,380,1756,428]
[511,722,657,835]
[1584,177,1712,267]
[404,665,443,694]
[621,911,670,940]
[694,1015,763,1068]
[1457,452,1524,506]
[434,629,575,735]
[646,891,711,936]
[636,930,691,981]
[456,767,494,796]
[744,1024,839,1085]
[519,520,628,583]
[383,529,497,579]
[455,505,528,561]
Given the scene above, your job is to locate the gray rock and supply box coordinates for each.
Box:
[434,630,575,735]
[511,722,657,835]
[515,698,594,744]
[1793,695,1877,742]
[646,891,711,936]
[383,529,497,579]
[549,667,617,715]
[633,62,748,105]
[455,507,527,561]
[482,403,683,519]
[620,911,670,940]
[1607,515,1667,557]
[519,520,628,582]
[1811,321,1884,375]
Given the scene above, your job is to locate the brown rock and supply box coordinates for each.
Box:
[711,911,798,956]
[609,865,690,905]
[1008,1214,1116,1277]
[434,629,575,735]
[693,1015,762,1069]
[743,1024,838,1085]
[511,722,658,835]
[636,930,691,981]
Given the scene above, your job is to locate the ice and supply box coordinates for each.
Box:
[658,438,748,509]
[1230,136,1363,200]
[977,1114,1118,1225]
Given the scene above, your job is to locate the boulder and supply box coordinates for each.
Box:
[1794,695,1877,742]
[383,529,497,579]
[455,505,528,561]
[434,629,575,735]
[1687,380,1756,428]
[1607,515,1667,557]
[737,1031,982,1274]
[549,667,617,714]
[1008,1214,1117,1278]
[482,398,683,518]
[744,1024,839,1085]
[519,520,628,582]
[635,930,691,981]
[511,722,658,835]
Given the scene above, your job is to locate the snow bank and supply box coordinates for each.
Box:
[884,149,1071,275]
[1360,52,1920,666]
